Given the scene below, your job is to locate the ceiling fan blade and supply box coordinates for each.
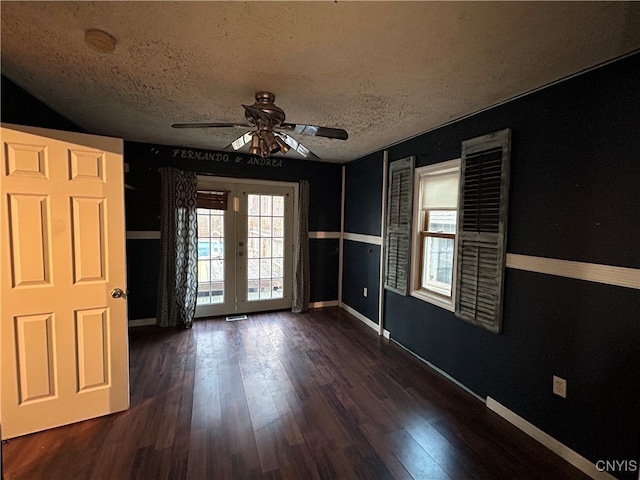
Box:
[171,122,251,129]
[278,123,348,140]
[226,131,253,151]
[277,133,321,161]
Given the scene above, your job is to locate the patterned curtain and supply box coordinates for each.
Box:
[292,180,310,313]
[156,167,198,328]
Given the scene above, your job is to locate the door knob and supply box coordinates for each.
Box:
[111,288,125,298]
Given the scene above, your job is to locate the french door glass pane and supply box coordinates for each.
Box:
[248,280,259,300]
[273,258,283,276]
[261,217,272,236]
[273,238,284,257]
[273,217,284,237]
[260,259,271,278]
[247,194,285,301]
[260,238,271,257]
[273,196,284,216]
[248,259,259,279]
[248,238,260,258]
[248,217,259,236]
[197,207,225,305]
[261,196,272,216]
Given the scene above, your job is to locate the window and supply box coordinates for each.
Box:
[411,159,460,310]
[406,129,510,332]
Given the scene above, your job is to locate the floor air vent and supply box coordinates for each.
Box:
[226,315,248,322]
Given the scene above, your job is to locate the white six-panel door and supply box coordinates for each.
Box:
[0,124,129,439]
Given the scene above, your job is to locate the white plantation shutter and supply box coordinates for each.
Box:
[384,156,415,295]
[455,129,511,333]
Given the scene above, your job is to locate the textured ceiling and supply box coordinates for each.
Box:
[2,1,639,163]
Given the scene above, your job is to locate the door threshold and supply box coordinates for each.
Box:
[226,315,248,322]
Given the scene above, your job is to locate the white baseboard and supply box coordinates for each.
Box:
[309,300,339,309]
[486,397,617,480]
[390,340,485,403]
[128,318,156,327]
[340,302,390,337]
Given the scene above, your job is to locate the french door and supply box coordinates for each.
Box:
[195,178,296,317]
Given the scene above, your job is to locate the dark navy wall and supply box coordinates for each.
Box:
[351,53,640,478]
[126,240,162,320]
[344,152,384,236]
[2,75,84,132]
[342,151,385,323]
[342,241,381,323]
[124,141,342,232]
[309,239,340,303]
[124,141,343,316]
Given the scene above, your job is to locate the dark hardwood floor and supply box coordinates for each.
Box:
[3,307,590,480]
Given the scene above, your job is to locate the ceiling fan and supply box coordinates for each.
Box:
[171,92,348,161]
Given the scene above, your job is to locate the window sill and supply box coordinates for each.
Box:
[410,289,454,312]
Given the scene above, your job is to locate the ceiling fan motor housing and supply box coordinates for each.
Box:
[244,91,286,126]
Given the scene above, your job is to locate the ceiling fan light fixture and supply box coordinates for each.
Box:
[249,133,261,155]
[275,135,290,154]
[259,137,269,158]
[262,130,281,154]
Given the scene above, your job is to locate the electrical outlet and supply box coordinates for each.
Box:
[363,287,368,297]
[553,375,567,398]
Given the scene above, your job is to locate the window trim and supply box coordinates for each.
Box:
[410,158,461,311]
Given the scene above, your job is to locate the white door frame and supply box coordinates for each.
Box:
[195,176,298,317]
